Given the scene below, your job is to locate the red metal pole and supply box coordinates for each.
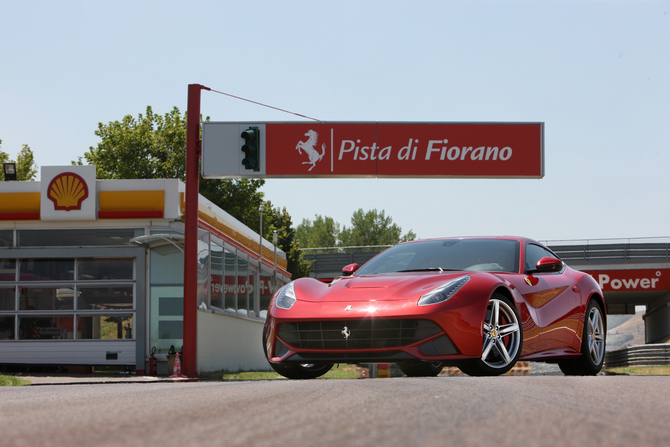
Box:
[184,83,210,378]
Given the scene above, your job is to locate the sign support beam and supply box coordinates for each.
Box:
[183,83,209,378]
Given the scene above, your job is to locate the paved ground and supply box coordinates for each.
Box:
[12,362,563,385]
[1,375,668,447]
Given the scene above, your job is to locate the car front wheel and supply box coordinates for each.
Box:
[269,362,334,380]
[559,299,606,376]
[398,361,443,377]
[459,293,523,376]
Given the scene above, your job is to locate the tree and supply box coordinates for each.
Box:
[295,215,341,249]
[338,208,416,248]
[0,140,38,181]
[78,106,304,276]
[264,203,311,279]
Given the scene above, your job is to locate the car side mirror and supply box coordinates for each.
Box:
[532,256,563,274]
[342,263,360,276]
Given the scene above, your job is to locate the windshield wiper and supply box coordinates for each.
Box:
[397,268,457,272]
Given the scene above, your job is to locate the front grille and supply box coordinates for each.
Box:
[276,319,442,350]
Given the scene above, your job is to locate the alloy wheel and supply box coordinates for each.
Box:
[482,298,521,369]
[587,306,605,365]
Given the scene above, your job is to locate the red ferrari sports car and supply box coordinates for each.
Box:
[263,236,606,378]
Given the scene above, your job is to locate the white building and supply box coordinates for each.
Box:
[0,165,289,374]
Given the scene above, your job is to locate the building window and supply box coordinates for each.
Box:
[0,230,12,247]
[17,229,143,247]
[77,286,134,310]
[0,259,15,280]
[210,242,224,309]
[19,287,74,311]
[0,257,136,342]
[237,257,250,315]
[19,316,70,339]
[224,249,237,311]
[78,315,133,339]
[0,315,14,339]
[78,258,134,280]
[20,259,74,281]
[260,272,273,318]
[197,238,210,308]
[0,286,14,310]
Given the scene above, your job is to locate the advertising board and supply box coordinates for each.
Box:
[201,122,544,179]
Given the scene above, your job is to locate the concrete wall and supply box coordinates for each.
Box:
[644,292,670,344]
[196,309,271,373]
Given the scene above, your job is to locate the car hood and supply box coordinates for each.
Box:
[293,272,474,302]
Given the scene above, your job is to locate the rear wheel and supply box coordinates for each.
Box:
[459,293,523,376]
[559,299,605,376]
[398,361,443,377]
[270,362,333,380]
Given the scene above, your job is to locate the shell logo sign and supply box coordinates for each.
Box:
[47,172,89,211]
[40,165,97,221]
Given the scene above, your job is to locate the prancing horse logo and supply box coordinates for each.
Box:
[296,129,326,171]
[341,326,351,340]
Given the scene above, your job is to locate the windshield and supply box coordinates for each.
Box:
[354,239,520,275]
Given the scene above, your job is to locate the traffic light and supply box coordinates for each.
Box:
[241,126,260,172]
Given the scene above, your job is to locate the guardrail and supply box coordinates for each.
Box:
[604,344,670,368]
[548,243,670,264]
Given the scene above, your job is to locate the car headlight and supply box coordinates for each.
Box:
[275,282,297,310]
[418,276,470,306]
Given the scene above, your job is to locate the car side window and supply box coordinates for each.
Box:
[525,244,556,272]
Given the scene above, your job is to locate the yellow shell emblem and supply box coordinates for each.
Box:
[47,172,89,211]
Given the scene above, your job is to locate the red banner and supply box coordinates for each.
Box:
[585,269,670,292]
[265,122,543,178]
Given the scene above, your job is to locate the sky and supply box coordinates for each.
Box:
[1,0,668,244]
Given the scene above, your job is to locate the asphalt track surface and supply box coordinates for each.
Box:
[1,376,668,447]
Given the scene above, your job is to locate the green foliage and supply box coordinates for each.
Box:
[263,203,311,279]
[200,364,362,381]
[296,215,340,250]
[339,208,416,248]
[295,209,416,257]
[199,178,266,231]
[296,209,416,251]
[604,365,670,376]
[81,106,267,229]
[0,374,31,386]
[82,106,187,180]
[0,140,38,181]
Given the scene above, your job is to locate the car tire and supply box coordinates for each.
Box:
[269,362,334,380]
[398,361,444,377]
[458,293,523,377]
[558,299,606,376]
[262,320,334,379]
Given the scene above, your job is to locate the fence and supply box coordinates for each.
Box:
[604,344,670,368]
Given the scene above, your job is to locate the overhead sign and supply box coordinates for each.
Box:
[586,269,670,292]
[201,122,544,179]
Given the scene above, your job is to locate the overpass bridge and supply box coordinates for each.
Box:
[302,238,670,345]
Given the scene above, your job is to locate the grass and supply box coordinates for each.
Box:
[201,364,363,381]
[0,374,31,386]
[604,365,670,376]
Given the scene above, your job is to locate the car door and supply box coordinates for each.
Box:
[512,243,582,357]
